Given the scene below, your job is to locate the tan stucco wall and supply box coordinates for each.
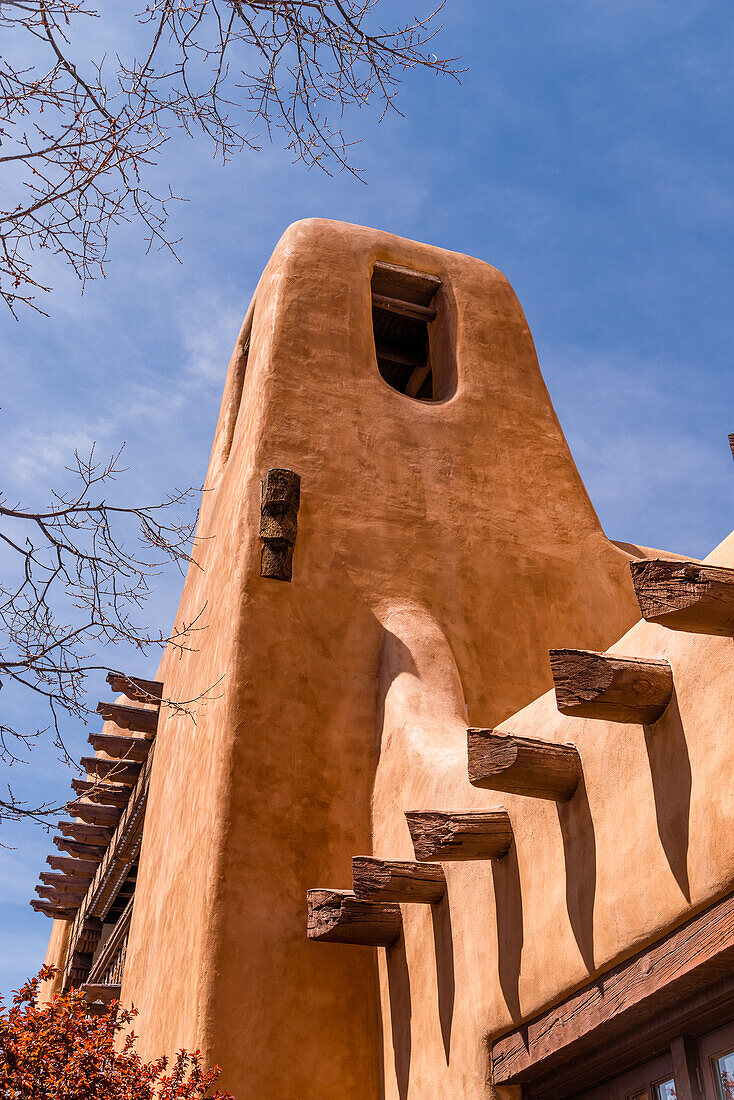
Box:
[38,918,71,1004]
[109,219,691,1096]
[372,533,734,1097]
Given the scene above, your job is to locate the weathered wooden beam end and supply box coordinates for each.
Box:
[405,810,513,862]
[39,871,91,892]
[630,559,734,636]
[30,899,76,920]
[66,800,123,827]
[87,731,151,761]
[96,701,158,736]
[549,649,673,724]
[306,889,402,946]
[106,671,163,704]
[57,821,115,845]
[81,983,122,1006]
[467,729,581,802]
[79,756,142,785]
[260,468,301,582]
[46,854,98,878]
[53,836,106,860]
[352,856,446,903]
[71,778,131,807]
[35,886,86,905]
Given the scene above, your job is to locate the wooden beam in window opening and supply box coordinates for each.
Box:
[371,260,441,401]
[306,889,402,946]
[352,857,446,904]
[549,649,673,724]
[373,343,425,370]
[371,293,437,322]
[106,671,163,704]
[467,729,581,802]
[96,701,158,736]
[371,261,441,306]
[405,810,512,862]
[630,559,734,636]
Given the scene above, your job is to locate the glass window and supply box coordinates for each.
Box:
[714,1050,734,1100]
[653,1078,677,1100]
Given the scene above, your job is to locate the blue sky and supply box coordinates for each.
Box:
[2,0,734,998]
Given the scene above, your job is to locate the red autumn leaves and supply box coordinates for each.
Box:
[0,967,235,1099]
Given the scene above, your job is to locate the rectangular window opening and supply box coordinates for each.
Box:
[371,261,441,400]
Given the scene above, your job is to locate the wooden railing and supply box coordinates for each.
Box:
[62,751,152,989]
[87,896,134,987]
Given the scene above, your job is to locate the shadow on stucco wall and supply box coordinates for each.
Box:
[493,841,524,1023]
[558,775,597,974]
[645,691,692,903]
[431,892,455,1061]
[387,933,412,1099]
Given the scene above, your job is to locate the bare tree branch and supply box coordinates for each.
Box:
[0,440,206,822]
[0,0,460,313]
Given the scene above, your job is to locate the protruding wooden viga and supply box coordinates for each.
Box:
[39,872,90,892]
[106,671,163,704]
[306,889,402,946]
[467,729,581,801]
[352,857,446,903]
[70,778,131,807]
[87,731,151,761]
[96,701,158,736]
[30,899,76,919]
[46,854,99,877]
[549,649,673,724]
[36,885,85,905]
[79,756,142,785]
[82,983,122,1005]
[405,810,513,861]
[630,559,734,636]
[53,835,106,860]
[66,800,122,827]
[56,821,114,845]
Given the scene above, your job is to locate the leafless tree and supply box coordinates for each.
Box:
[0,444,203,824]
[0,0,458,315]
[0,1,457,824]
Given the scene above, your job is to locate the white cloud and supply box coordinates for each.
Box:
[180,296,243,385]
[7,424,113,488]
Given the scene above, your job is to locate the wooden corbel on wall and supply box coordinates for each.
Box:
[260,468,301,582]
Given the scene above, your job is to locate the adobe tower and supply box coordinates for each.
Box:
[36,220,734,1100]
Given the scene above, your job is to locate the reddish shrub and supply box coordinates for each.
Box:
[0,967,235,1099]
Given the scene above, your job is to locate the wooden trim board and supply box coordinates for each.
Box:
[491,890,734,1097]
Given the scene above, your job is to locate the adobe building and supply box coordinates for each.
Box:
[33,219,734,1100]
